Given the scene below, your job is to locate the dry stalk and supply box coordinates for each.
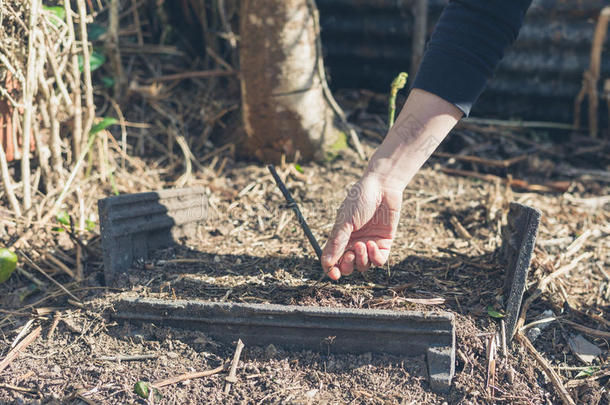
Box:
[0,326,42,373]
[152,363,228,389]
[515,332,575,405]
[0,142,21,216]
[21,0,41,211]
[65,0,83,158]
[106,0,123,99]
[224,339,245,394]
[77,0,95,146]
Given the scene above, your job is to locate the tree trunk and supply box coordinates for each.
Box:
[239,0,341,162]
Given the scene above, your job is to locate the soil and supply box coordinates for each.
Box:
[1,129,609,404]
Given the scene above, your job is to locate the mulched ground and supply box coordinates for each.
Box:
[0,128,609,404]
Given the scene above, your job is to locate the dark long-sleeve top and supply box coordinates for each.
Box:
[412,0,533,116]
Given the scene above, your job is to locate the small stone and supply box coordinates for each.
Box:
[235,258,242,265]
[568,334,602,364]
[213,255,221,263]
[167,351,179,359]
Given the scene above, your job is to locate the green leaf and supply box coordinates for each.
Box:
[134,381,150,399]
[487,305,505,319]
[57,211,70,226]
[85,219,96,232]
[575,366,598,379]
[78,50,106,72]
[0,248,18,283]
[101,76,115,88]
[87,23,106,41]
[51,227,65,233]
[294,163,304,173]
[90,117,118,136]
[43,5,65,25]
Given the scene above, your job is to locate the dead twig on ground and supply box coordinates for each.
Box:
[224,339,245,394]
[99,353,159,361]
[515,332,575,405]
[0,325,42,373]
[152,363,228,389]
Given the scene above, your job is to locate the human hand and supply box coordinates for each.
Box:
[321,174,402,280]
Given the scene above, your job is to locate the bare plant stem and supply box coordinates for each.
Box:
[21,0,41,211]
[76,0,94,149]
[0,142,21,216]
[65,0,83,159]
[107,0,123,99]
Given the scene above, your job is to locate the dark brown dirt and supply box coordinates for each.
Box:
[1,131,609,404]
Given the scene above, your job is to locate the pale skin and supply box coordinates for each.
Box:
[321,89,463,280]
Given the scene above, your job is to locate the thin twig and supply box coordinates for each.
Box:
[77,0,95,142]
[18,251,80,302]
[21,0,41,211]
[65,0,83,158]
[152,363,228,389]
[0,142,21,216]
[99,353,159,361]
[515,332,575,405]
[224,339,245,394]
[0,326,42,373]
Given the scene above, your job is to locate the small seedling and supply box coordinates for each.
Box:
[388,72,408,129]
[133,381,161,400]
[487,305,505,319]
[575,366,599,379]
[134,381,150,399]
[0,248,18,283]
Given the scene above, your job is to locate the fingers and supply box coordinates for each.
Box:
[321,221,353,275]
[367,240,386,267]
[327,266,341,281]
[339,251,355,276]
[354,242,369,272]
[327,242,388,281]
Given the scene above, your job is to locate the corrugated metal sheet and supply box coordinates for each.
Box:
[317,0,610,125]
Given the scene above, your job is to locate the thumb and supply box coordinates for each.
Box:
[321,220,352,273]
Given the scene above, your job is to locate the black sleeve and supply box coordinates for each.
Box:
[411,0,532,116]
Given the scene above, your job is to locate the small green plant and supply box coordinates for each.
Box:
[134,381,150,399]
[486,305,505,319]
[0,248,18,283]
[42,5,65,26]
[294,163,304,173]
[388,72,408,129]
[134,381,161,400]
[575,366,599,379]
[53,211,97,233]
[78,50,106,72]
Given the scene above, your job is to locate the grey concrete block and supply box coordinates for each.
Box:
[501,202,541,341]
[98,188,207,286]
[114,297,456,392]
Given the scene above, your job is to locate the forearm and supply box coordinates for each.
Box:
[365,89,462,191]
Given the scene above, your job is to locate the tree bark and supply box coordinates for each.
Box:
[239,0,342,162]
